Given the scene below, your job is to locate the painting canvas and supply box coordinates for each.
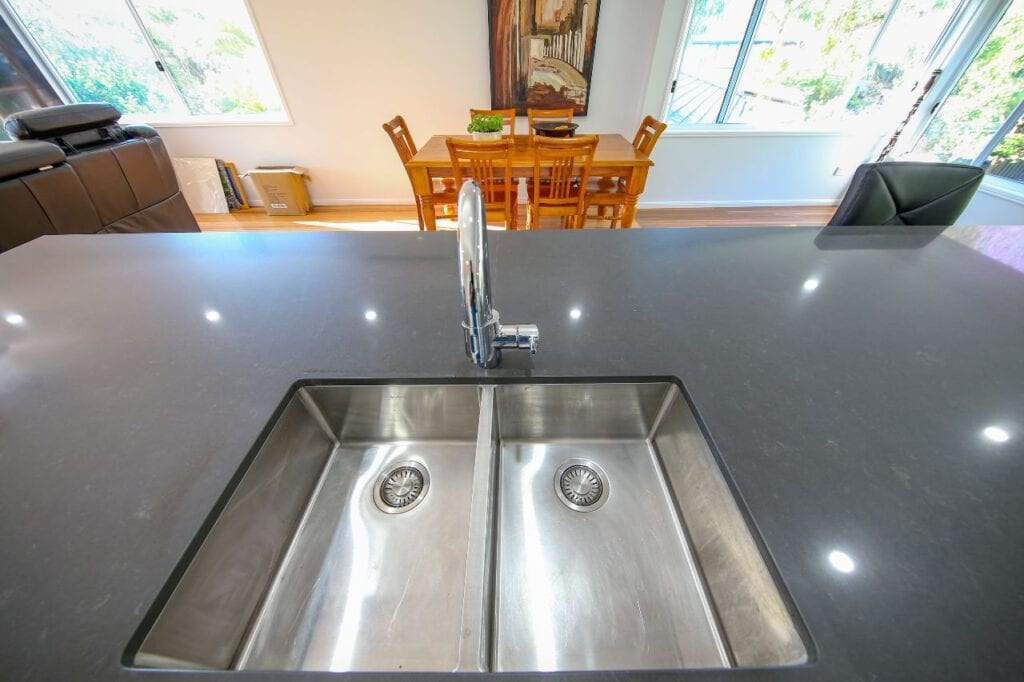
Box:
[488,0,601,115]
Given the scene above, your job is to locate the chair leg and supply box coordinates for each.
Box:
[415,197,426,231]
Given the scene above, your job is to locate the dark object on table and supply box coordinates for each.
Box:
[0,102,199,252]
[532,121,579,138]
[828,161,984,227]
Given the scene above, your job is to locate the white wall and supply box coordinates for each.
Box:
[642,132,871,207]
[156,0,1023,223]
[957,184,1024,225]
[156,0,664,205]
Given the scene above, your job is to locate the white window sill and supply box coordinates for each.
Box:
[120,113,292,128]
[978,174,1024,204]
[662,125,855,138]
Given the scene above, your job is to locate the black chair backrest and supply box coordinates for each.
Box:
[829,161,984,227]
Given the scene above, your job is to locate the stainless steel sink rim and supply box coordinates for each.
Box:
[373,460,430,513]
[554,458,609,512]
[134,382,809,673]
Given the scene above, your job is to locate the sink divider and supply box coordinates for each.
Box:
[456,385,499,671]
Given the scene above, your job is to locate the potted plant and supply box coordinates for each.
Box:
[468,114,505,141]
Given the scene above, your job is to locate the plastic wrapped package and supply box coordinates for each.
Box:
[171,157,229,214]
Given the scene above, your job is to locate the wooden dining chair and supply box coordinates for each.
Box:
[469,108,516,137]
[585,115,667,228]
[527,107,575,140]
[383,115,457,230]
[446,137,517,230]
[527,135,598,230]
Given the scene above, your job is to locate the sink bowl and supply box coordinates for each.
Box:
[131,381,809,672]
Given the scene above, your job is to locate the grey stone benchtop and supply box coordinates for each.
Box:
[0,226,1022,681]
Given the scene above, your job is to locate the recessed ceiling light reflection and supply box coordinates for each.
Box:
[364,310,378,321]
[569,307,582,320]
[828,549,856,574]
[4,312,25,326]
[983,426,1010,443]
[802,278,820,292]
[204,309,222,323]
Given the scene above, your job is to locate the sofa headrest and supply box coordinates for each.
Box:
[123,124,160,140]
[4,102,122,140]
[0,140,66,181]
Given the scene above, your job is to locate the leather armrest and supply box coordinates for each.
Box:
[0,140,66,180]
[123,124,160,139]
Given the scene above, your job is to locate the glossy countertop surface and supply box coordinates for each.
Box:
[0,226,1022,681]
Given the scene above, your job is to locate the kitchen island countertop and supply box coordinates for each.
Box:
[1,226,1022,681]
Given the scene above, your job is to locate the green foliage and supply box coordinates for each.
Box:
[791,73,847,114]
[917,7,1024,163]
[59,42,158,112]
[690,0,726,37]
[990,132,1024,162]
[846,61,904,113]
[147,8,177,24]
[8,0,279,118]
[467,114,504,133]
[213,22,255,58]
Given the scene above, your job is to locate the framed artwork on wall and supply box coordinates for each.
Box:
[488,0,602,115]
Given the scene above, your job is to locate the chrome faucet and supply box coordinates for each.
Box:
[456,180,539,368]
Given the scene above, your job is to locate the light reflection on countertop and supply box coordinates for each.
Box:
[945,226,1024,273]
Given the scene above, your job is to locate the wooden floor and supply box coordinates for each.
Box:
[196,204,836,232]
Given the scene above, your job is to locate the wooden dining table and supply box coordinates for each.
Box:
[405,134,654,230]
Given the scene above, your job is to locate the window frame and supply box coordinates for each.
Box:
[893,0,1024,195]
[659,0,974,134]
[0,0,292,127]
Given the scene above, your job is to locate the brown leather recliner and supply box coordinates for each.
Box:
[1,102,199,252]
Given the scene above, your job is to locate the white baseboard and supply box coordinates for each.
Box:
[247,197,416,207]
[313,198,417,206]
[637,198,838,209]
[247,197,838,209]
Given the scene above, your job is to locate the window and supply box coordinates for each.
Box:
[0,12,60,139]
[1,0,285,123]
[909,0,1024,184]
[666,0,965,127]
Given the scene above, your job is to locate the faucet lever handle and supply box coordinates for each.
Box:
[496,323,540,354]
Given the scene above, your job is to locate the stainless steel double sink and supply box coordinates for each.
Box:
[131,381,809,673]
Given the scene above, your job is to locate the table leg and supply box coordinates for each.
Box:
[409,167,437,231]
[620,166,649,228]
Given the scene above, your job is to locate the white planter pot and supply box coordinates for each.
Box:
[471,131,503,141]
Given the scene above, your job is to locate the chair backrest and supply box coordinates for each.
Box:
[632,115,667,156]
[527,107,575,139]
[446,137,515,227]
[828,161,984,227]
[383,115,417,168]
[469,108,516,137]
[531,135,598,214]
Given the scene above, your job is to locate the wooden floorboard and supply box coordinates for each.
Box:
[196,204,836,232]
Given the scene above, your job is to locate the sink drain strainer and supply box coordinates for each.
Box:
[373,461,429,513]
[554,459,608,512]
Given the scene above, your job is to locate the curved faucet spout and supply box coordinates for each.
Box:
[456,180,539,368]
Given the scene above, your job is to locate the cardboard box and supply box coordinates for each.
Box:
[244,166,311,216]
